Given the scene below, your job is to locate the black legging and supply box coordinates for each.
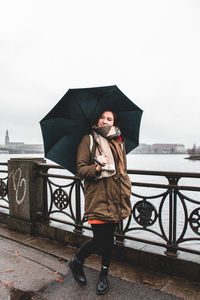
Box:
[76,222,117,268]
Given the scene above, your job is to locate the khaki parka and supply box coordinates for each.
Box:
[77,135,132,222]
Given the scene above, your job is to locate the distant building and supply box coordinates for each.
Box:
[3,131,44,154]
[131,143,153,154]
[5,130,9,147]
[130,143,187,154]
[0,144,9,153]
[152,144,186,154]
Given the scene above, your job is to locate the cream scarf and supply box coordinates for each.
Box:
[92,125,123,179]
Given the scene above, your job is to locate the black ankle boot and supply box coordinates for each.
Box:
[69,257,87,285]
[96,267,109,295]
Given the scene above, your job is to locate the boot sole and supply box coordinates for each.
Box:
[96,287,109,295]
[96,282,109,295]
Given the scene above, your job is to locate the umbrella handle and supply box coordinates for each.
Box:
[94,156,106,167]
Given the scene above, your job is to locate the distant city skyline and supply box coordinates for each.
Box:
[0,129,191,151]
[0,129,43,154]
[0,129,196,148]
[0,129,43,146]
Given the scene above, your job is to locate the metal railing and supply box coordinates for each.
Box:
[37,163,200,257]
[0,163,8,211]
[1,161,200,257]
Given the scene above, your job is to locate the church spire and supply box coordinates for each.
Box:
[5,130,9,147]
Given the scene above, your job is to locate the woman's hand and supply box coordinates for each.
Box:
[96,164,103,172]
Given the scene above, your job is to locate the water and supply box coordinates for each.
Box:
[1,153,200,251]
[1,153,200,173]
[127,153,200,173]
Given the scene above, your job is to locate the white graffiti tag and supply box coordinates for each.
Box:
[10,168,26,205]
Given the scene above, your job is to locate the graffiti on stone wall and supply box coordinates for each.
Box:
[9,168,26,205]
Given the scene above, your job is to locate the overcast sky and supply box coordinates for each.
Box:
[0,0,200,148]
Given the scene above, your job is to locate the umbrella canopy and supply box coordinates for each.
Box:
[40,85,143,174]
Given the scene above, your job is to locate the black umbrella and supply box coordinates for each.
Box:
[40,85,143,174]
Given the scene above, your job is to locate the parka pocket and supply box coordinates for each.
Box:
[120,174,132,197]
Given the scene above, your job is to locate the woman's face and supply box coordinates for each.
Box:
[97,111,114,127]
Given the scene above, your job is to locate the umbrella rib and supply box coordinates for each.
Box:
[76,101,88,119]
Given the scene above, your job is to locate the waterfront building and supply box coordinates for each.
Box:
[0,145,9,153]
[152,143,186,154]
[8,142,43,154]
[3,130,43,154]
[131,143,153,154]
[5,130,9,147]
[131,143,187,154]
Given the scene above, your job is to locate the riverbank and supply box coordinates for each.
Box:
[185,155,200,160]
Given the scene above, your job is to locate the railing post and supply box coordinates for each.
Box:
[7,158,46,234]
[0,163,8,208]
[73,179,83,234]
[115,220,125,246]
[165,175,180,257]
[37,164,48,220]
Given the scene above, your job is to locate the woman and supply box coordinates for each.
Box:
[69,110,132,295]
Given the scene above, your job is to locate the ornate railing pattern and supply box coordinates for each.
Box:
[38,164,200,257]
[0,163,9,210]
[38,164,86,234]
